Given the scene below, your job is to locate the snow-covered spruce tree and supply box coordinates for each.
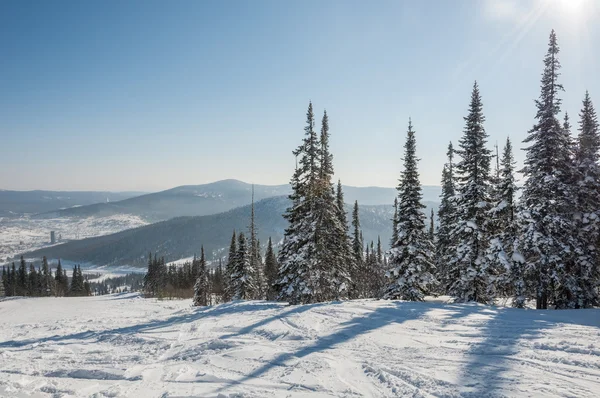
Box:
[447,82,494,304]
[263,237,279,300]
[193,246,210,306]
[313,111,351,301]
[384,119,436,301]
[335,180,354,295]
[428,209,435,242]
[223,230,236,302]
[573,91,600,307]
[231,232,255,300]
[276,102,322,304]
[435,143,457,293]
[391,197,399,248]
[350,200,365,298]
[485,138,520,301]
[248,188,264,300]
[518,31,577,309]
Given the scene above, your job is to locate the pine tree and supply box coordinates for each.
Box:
[193,246,210,306]
[384,119,436,301]
[231,232,255,300]
[486,138,520,303]
[435,143,457,292]
[277,102,321,304]
[224,230,237,302]
[264,237,279,300]
[573,91,600,307]
[518,31,577,309]
[447,82,494,303]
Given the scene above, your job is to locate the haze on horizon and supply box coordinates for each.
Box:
[1,0,599,192]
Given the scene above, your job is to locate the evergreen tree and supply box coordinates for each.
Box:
[350,200,364,297]
[335,180,354,296]
[446,82,494,303]
[391,197,399,248]
[276,102,321,304]
[248,187,264,300]
[231,232,255,300]
[17,256,28,296]
[193,246,210,306]
[384,119,436,301]
[573,91,600,307]
[436,142,457,292]
[313,111,351,301]
[224,230,237,302]
[41,256,54,296]
[518,31,577,309]
[486,138,520,303]
[55,259,66,297]
[263,237,279,300]
[1,267,7,297]
[428,209,435,242]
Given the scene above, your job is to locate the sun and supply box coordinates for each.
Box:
[556,0,587,15]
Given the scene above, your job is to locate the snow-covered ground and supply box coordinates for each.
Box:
[1,296,599,398]
[0,215,147,264]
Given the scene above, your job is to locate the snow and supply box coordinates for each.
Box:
[0,215,147,265]
[1,297,599,397]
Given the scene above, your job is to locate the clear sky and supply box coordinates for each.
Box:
[1,0,598,192]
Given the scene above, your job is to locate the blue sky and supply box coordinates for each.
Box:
[1,0,598,191]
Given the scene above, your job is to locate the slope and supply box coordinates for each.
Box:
[1,295,598,397]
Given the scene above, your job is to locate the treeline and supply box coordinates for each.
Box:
[273,30,599,309]
[1,256,91,297]
[88,273,145,296]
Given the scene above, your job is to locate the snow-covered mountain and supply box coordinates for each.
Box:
[0,190,143,217]
[37,180,441,222]
[23,196,439,267]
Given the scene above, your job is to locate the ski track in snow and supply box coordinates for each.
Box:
[0,295,599,397]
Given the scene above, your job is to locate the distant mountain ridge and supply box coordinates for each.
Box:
[24,196,439,267]
[0,190,144,217]
[37,179,441,222]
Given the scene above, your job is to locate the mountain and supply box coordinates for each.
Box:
[37,180,441,222]
[0,190,144,217]
[24,196,438,267]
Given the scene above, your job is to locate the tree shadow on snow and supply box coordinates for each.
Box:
[211,300,475,396]
[455,305,600,397]
[0,300,286,349]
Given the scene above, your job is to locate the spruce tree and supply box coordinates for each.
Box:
[351,200,364,298]
[435,143,457,292]
[428,209,435,241]
[518,31,577,309]
[486,138,520,303]
[263,237,279,300]
[447,82,494,303]
[193,246,210,306]
[224,230,237,302]
[231,232,255,300]
[391,197,399,248]
[384,119,436,301]
[335,180,354,297]
[55,259,65,297]
[573,91,600,307]
[17,256,28,296]
[277,102,321,304]
[313,111,350,301]
[248,186,263,299]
